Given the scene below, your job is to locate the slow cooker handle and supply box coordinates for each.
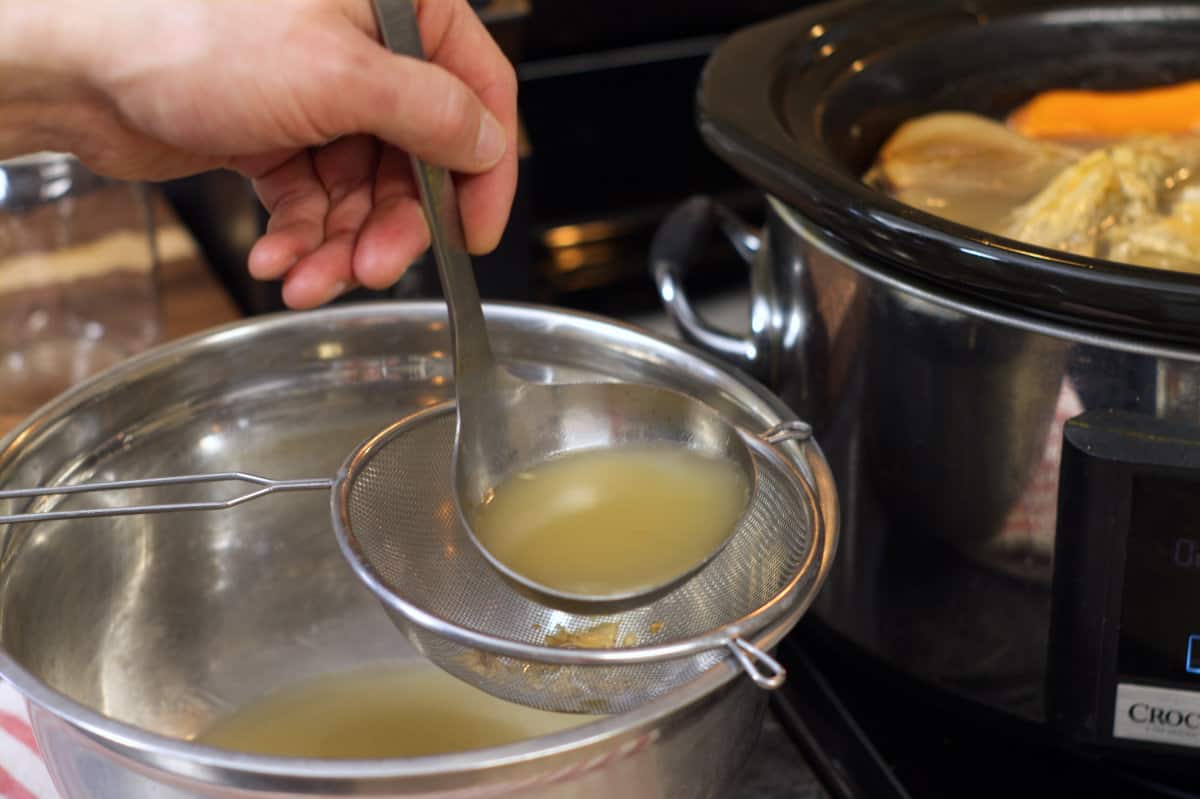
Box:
[650,196,771,381]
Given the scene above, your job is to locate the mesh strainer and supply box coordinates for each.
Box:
[332,401,824,715]
[0,395,826,715]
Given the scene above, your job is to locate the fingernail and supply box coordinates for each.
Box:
[315,280,351,306]
[248,248,296,280]
[474,111,506,168]
[283,278,349,309]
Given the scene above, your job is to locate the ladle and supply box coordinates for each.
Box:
[0,1,760,616]
[373,0,758,609]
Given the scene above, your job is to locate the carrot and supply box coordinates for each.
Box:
[1008,80,1200,141]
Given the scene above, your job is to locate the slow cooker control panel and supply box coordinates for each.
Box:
[1050,409,1200,757]
[1118,477,1200,688]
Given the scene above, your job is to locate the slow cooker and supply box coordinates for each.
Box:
[652,0,1200,783]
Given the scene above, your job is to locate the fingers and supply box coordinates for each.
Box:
[416,0,518,121]
[247,138,395,309]
[455,135,517,254]
[279,135,379,309]
[240,0,523,306]
[247,151,328,281]
[340,0,516,180]
[349,49,515,253]
[354,146,430,290]
[348,50,506,175]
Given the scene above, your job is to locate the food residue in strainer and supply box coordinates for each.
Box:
[544,622,619,650]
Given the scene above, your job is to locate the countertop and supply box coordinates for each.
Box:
[0,194,242,436]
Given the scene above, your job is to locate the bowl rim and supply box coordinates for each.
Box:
[0,300,828,785]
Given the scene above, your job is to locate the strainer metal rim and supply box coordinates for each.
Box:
[331,400,825,667]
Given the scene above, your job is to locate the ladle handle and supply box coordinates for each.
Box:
[370,0,496,384]
[0,473,333,524]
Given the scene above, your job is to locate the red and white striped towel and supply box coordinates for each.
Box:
[0,680,56,799]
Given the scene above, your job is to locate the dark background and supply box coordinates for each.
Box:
[164,0,814,316]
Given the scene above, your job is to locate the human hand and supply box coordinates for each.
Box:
[0,0,518,309]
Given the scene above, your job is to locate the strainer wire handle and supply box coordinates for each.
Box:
[0,472,334,524]
[728,638,787,690]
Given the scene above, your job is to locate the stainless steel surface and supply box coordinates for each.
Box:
[0,301,837,797]
[375,0,762,610]
[778,196,1191,575]
[655,195,1075,575]
[653,192,1200,719]
[334,401,819,712]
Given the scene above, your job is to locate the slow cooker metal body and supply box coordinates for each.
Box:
[652,0,1200,774]
[655,193,1200,776]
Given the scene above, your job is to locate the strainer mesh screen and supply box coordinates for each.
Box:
[342,407,814,714]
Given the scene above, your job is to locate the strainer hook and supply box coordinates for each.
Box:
[761,420,812,445]
[727,638,787,690]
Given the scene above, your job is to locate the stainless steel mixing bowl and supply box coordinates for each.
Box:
[0,302,837,798]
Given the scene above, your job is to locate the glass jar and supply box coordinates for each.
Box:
[0,153,162,415]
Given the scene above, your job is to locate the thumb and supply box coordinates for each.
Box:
[338,49,507,174]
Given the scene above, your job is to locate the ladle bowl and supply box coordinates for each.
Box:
[453,380,756,611]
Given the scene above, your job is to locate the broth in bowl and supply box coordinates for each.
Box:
[195,661,599,759]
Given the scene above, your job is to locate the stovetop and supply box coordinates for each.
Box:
[724,621,1200,799]
[733,713,827,799]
